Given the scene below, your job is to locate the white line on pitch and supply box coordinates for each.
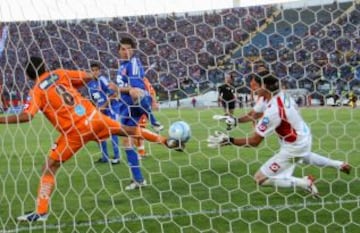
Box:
[2,198,359,233]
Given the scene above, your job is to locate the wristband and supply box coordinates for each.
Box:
[229,137,235,144]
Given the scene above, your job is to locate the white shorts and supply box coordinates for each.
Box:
[260,138,311,178]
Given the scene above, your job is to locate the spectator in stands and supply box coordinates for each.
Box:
[175,93,180,109]
[0,82,4,112]
[2,3,360,107]
[192,97,197,108]
[348,90,357,108]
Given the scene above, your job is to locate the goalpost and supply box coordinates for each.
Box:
[0,0,359,232]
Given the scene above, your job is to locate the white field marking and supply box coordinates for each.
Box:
[2,198,359,233]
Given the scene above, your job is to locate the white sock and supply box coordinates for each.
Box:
[262,176,308,189]
[302,152,343,168]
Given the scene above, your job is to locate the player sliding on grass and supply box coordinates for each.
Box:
[215,73,351,174]
[208,74,351,198]
[0,57,182,222]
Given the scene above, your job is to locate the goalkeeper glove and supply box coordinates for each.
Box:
[212,115,237,130]
[207,131,233,148]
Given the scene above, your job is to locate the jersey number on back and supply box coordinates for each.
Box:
[56,85,74,106]
[116,75,127,87]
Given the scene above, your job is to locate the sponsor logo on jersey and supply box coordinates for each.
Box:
[23,96,32,110]
[269,162,281,173]
[51,143,58,150]
[75,104,86,116]
[258,116,270,132]
[39,74,59,89]
[262,117,270,124]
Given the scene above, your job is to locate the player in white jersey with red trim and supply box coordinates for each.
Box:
[213,74,267,127]
[208,75,351,197]
[215,74,350,175]
[240,74,267,123]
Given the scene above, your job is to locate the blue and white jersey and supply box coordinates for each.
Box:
[115,56,155,126]
[87,75,118,110]
[116,56,146,105]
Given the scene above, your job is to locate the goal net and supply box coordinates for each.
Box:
[0,1,359,232]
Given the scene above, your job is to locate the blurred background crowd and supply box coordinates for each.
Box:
[0,1,359,110]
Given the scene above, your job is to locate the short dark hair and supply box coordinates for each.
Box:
[119,37,136,48]
[25,56,46,80]
[263,75,280,93]
[225,73,234,80]
[258,69,269,77]
[249,73,261,85]
[90,63,100,69]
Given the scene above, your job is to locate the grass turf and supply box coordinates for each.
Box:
[0,107,359,232]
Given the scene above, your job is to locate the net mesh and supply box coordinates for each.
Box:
[0,1,359,232]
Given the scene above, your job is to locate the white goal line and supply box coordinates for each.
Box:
[3,198,359,233]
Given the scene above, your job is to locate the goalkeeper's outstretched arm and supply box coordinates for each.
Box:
[237,110,263,123]
[213,110,263,131]
[207,131,263,148]
[231,132,263,147]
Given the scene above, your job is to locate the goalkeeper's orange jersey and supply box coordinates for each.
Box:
[23,69,97,133]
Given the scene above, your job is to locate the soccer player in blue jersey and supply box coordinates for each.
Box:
[116,37,163,190]
[88,63,121,164]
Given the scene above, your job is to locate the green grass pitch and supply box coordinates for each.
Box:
[0,107,359,232]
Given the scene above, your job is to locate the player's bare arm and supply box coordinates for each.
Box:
[99,99,111,111]
[231,132,263,147]
[0,112,34,124]
[238,111,263,123]
[116,86,131,94]
[108,82,119,95]
[108,91,119,101]
[115,86,145,103]
[213,110,264,131]
[207,131,263,148]
[99,91,119,111]
[69,71,97,87]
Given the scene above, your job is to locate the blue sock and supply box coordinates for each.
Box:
[140,96,157,125]
[125,148,143,182]
[149,113,158,126]
[111,135,120,160]
[100,141,109,161]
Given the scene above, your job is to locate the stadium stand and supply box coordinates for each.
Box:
[0,3,359,106]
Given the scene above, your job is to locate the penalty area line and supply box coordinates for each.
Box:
[3,198,359,233]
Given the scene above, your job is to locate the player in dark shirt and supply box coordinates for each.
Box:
[218,73,236,116]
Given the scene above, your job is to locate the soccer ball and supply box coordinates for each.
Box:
[168,121,191,142]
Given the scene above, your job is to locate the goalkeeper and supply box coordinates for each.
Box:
[209,75,351,197]
[0,57,182,222]
[213,73,269,130]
